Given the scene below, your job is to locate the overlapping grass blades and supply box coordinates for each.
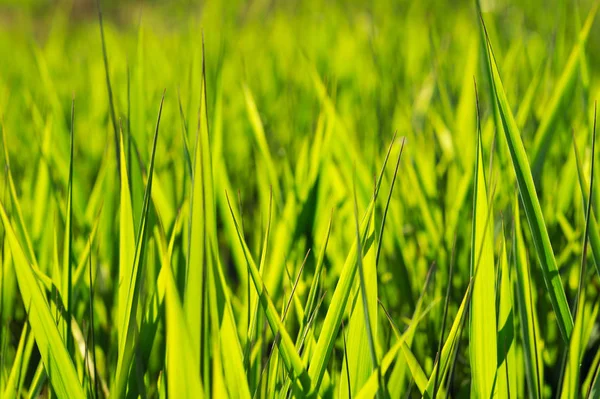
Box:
[513,197,544,399]
[560,104,598,399]
[481,15,574,342]
[338,182,379,398]
[497,225,516,398]
[0,178,85,399]
[307,135,403,395]
[2,1,600,397]
[111,91,164,398]
[226,191,310,392]
[184,46,211,378]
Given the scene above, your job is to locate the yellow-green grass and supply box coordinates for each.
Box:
[1,0,600,397]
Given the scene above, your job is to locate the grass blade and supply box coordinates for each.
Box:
[497,224,516,398]
[432,235,457,398]
[0,200,86,398]
[572,129,600,276]
[469,84,498,398]
[307,134,400,395]
[118,124,135,353]
[338,179,380,397]
[165,260,205,398]
[512,195,544,399]
[112,91,165,398]
[561,103,597,399]
[225,192,311,393]
[62,97,75,357]
[96,0,120,172]
[481,15,574,341]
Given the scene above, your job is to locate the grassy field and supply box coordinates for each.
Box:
[1,0,600,397]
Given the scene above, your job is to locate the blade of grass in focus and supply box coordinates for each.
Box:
[469,88,498,398]
[112,91,165,399]
[512,196,544,399]
[481,15,574,342]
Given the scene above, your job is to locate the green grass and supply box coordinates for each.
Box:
[1,0,600,397]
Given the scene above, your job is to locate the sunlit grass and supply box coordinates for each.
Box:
[1,0,600,397]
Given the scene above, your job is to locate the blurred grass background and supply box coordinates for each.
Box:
[0,0,598,185]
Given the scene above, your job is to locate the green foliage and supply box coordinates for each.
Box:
[1,0,600,397]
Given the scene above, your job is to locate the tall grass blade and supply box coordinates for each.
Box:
[469,84,498,398]
[572,130,600,276]
[96,0,120,172]
[497,226,516,398]
[118,124,135,353]
[62,97,75,357]
[165,260,205,398]
[481,16,574,341]
[338,179,380,397]
[112,91,165,398]
[512,195,544,399]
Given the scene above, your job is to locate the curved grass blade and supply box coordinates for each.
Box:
[0,201,86,399]
[242,84,282,206]
[481,15,574,341]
